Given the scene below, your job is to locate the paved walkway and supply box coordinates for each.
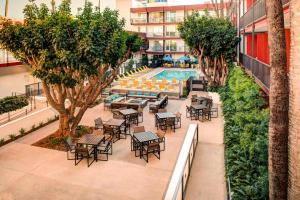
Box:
[0,92,226,200]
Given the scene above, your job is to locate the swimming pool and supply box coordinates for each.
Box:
[154,70,197,81]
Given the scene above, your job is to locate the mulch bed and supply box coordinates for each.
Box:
[32,126,94,151]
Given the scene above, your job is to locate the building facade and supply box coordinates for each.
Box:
[130,0,218,63]
[237,0,291,94]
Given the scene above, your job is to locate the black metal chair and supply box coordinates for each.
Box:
[138,108,143,123]
[156,130,165,151]
[132,126,145,155]
[97,136,113,161]
[74,145,95,167]
[166,118,176,132]
[63,137,76,160]
[210,104,219,118]
[142,142,160,163]
[175,112,181,128]
[103,125,120,143]
[94,118,104,130]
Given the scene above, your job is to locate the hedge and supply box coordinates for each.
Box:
[0,96,29,114]
[219,67,269,199]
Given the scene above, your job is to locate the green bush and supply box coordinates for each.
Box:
[220,67,269,199]
[19,128,26,135]
[0,96,28,114]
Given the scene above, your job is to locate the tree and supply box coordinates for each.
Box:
[0,0,143,137]
[288,0,300,198]
[266,0,289,199]
[178,13,239,86]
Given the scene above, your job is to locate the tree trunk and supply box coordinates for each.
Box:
[266,0,289,199]
[58,113,70,137]
[288,0,300,198]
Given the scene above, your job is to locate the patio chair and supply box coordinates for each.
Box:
[137,107,143,122]
[158,108,167,113]
[94,118,104,130]
[129,113,139,126]
[133,126,145,133]
[156,130,166,151]
[103,125,120,143]
[104,102,111,110]
[166,118,176,132]
[74,145,95,167]
[131,126,145,153]
[210,103,219,118]
[175,112,182,128]
[186,105,192,118]
[63,136,76,160]
[97,136,113,161]
[142,142,160,163]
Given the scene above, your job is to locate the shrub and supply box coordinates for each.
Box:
[0,138,5,145]
[0,96,29,114]
[19,128,26,135]
[220,67,269,199]
[49,136,59,145]
[8,134,16,140]
[39,121,44,127]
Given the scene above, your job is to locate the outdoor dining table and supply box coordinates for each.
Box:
[104,118,126,139]
[155,112,176,131]
[77,134,105,162]
[133,131,159,159]
[119,108,138,123]
[104,118,125,127]
[190,104,208,120]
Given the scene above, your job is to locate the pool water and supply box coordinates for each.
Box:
[154,70,197,81]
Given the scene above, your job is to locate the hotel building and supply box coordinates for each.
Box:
[129,0,219,62]
[236,0,291,94]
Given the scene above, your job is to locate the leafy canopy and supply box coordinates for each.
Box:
[0,0,142,88]
[178,12,239,61]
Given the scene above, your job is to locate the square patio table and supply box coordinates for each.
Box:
[133,131,159,158]
[118,108,138,116]
[77,134,105,162]
[104,118,125,127]
[156,112,176,120]
[190,104,208,120]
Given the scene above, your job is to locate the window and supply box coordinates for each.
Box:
[165,11,176,22]
[165,40,177,52]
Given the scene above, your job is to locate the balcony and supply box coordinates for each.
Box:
[165,32,180,38]
[165,16,184,23]
[131,18,147,24]
[148,17,164,23]
[148,45,164,52]
[240,53,270,90]
[147,32,164,38]
[239,0,290,29]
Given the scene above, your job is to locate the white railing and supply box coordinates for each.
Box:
[164,124,199,200]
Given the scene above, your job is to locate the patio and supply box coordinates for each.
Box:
[0,92,226,200]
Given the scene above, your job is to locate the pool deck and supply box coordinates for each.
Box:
[111,67,203,99]
[0,91,226,200]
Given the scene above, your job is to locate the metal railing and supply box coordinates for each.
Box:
[163,124,199,200]
[165,16,184,23]
[165,32,180,37]
[240,0,290,29]
[240,53,270,89]
[147,32,164,37]
[148,46,164,52]
[149,17,164,23]
[130,18,147,24]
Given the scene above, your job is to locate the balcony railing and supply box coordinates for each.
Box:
[240,0,290,29]
[131,18,147,24]
[147,32,164,37]
[149,17,164,23]
[165,16,184,23]
[148,46,164,52]
[165,32,180,37]
[240,53,270,89]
